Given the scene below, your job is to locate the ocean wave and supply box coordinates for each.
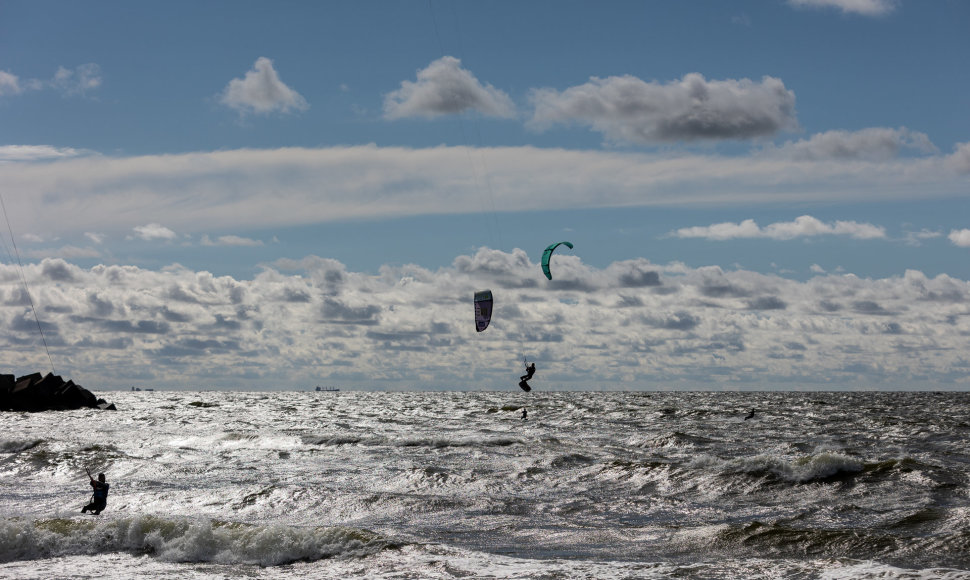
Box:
[0,439,44,453]
[0,515,387,566]
[302,434,368,446]
[712,520,898,560]
[395,436,522,449]
[712,452,865,484]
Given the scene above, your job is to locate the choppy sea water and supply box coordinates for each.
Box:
[2,390,970,579]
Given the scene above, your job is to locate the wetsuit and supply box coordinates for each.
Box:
[82,479,109,514]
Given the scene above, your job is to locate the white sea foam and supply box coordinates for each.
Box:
[0,516,384,566]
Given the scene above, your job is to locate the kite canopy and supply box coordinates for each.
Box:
[541,241,574,280]
[474,290,493,332]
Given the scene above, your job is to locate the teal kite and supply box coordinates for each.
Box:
[541,241,574,280]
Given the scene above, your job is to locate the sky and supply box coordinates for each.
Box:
[1,0,969,391]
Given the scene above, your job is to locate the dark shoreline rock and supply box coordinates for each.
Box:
[0,372,116,412]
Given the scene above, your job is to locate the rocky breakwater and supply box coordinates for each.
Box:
[0,372,116,412]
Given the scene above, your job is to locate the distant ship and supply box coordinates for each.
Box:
[315,386,340,392]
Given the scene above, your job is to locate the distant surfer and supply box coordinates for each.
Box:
[744,408,756,421]
[81,469,109,515]
[521,408,528,420]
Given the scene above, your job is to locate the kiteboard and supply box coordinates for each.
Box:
[518,380,531,392]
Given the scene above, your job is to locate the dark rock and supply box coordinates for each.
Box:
[57,381,97,409]
[0,371,115,412]
[0,375,14,397]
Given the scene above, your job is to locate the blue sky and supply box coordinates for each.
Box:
[1,0,969,391]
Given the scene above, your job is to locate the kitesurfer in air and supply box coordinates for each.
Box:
[81,470,109,515]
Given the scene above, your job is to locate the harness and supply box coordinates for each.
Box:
[92,482,109,501]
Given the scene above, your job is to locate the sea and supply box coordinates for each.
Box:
[2,390,970,579]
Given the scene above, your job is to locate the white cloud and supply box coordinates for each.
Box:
[944,142,970,174]
[772,128,937,161]
[219,57,308,116]
[133,223,177,241]
[201,234,264,247]
[21,233,45,243]
[2,254,967,390]
[0,71,22,96]
[384,56,515,119]
[0,64,101,98]
[0,145,965,241]
[84,232,106,245]
[903,228,942,247]
[51,63,102,96]
[672,216,887,241]
[788,0,897,16]
[948,229,970,247]
[529,73,797,144]
[0,145,86,162]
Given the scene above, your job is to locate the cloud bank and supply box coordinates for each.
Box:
[1,252,967,390]
[1,141,966,241]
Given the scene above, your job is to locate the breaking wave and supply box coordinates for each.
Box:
[0,515,388,566]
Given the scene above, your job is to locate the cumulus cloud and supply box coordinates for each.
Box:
[384,56,515,119]
[948,229,970,247]
[219,57,308,115]
[788,0,897,16]
[2,254,967,390]
[133,223,178,241]
[672,215,886,241]
[772,128,937,161]
[529,73,797,144]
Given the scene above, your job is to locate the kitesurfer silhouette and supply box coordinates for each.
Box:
[81,470,109,515]
[744,408,756,421]
[521,408,528,420]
